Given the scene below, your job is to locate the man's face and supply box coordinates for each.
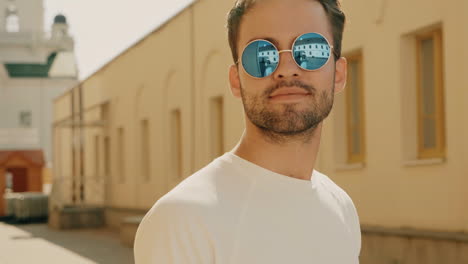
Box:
[230,0,346,142]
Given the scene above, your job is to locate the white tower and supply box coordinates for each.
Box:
[0,0,79,194]
[51,14,68,39]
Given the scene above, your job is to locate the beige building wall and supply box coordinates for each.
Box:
[319,0,468,232]
[52,0,467,261]
[192,0,245,171]
[52,0,244,220]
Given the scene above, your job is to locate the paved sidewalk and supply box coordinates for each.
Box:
[0,222,134,264]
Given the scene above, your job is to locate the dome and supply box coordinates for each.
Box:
[53,14,67,24]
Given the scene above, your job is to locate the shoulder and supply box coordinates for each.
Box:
[315,170,362,255]
[165,155,233,204]
[314,170,360,225]
[135,173,218,248]
[135,180,217,263]
[315,170,356,208]
[141,153,241,223]
[147,169,220,220]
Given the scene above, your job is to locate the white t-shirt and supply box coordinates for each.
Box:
[134,151,361,264]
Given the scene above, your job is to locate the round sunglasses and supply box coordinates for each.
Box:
[239,32,334,78]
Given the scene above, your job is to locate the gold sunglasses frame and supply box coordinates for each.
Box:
[237,32,335,79]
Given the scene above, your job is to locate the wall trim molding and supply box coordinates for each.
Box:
[104,206,148,214]
[362,225,468,243]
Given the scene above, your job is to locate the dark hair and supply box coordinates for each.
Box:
[226,0,346,63]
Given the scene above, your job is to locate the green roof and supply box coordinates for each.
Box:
[4,53,57,78]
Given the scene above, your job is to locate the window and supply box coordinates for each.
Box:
[141,119,151,182]
[345,53,366,164]
[170,109,182,179]
[19,111,31,127]
[5,4,20,32]
[415,29,445,158]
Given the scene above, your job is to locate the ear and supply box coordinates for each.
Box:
[229,64,242,98]
[333,57,347,95]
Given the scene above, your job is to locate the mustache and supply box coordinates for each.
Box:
[265,80,315,97]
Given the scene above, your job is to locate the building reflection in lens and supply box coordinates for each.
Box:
[294,33,330,70]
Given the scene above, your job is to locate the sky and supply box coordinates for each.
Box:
[43,0,194,80]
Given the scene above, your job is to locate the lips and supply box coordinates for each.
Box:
[269,87,311,98]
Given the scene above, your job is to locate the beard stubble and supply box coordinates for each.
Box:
[240,78,335,145]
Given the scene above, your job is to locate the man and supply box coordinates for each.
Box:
[134,0,361,263]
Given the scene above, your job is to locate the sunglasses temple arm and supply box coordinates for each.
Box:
[330,45,340,59]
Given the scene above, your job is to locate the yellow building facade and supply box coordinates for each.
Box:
[51,0,468,262]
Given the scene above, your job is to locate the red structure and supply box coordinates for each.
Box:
[0,150,44,216]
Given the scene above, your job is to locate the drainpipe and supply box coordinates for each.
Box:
[78,84,85,205]
[71,84,76,204]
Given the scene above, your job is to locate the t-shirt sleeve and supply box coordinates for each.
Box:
[134,200,215,264]
[319,174,362,260]
[345,197,362,260]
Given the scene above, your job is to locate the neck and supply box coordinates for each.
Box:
[232,121,322,181]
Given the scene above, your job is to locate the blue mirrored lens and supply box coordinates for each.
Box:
[292,33,331,70]
[242,40,279,78]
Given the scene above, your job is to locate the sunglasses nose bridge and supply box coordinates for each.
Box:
[273,49,303,78]
[277,49,295,64]
[277,49,298,69]
[278,49,292,54]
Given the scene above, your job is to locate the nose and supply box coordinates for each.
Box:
[273,50,301,79]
